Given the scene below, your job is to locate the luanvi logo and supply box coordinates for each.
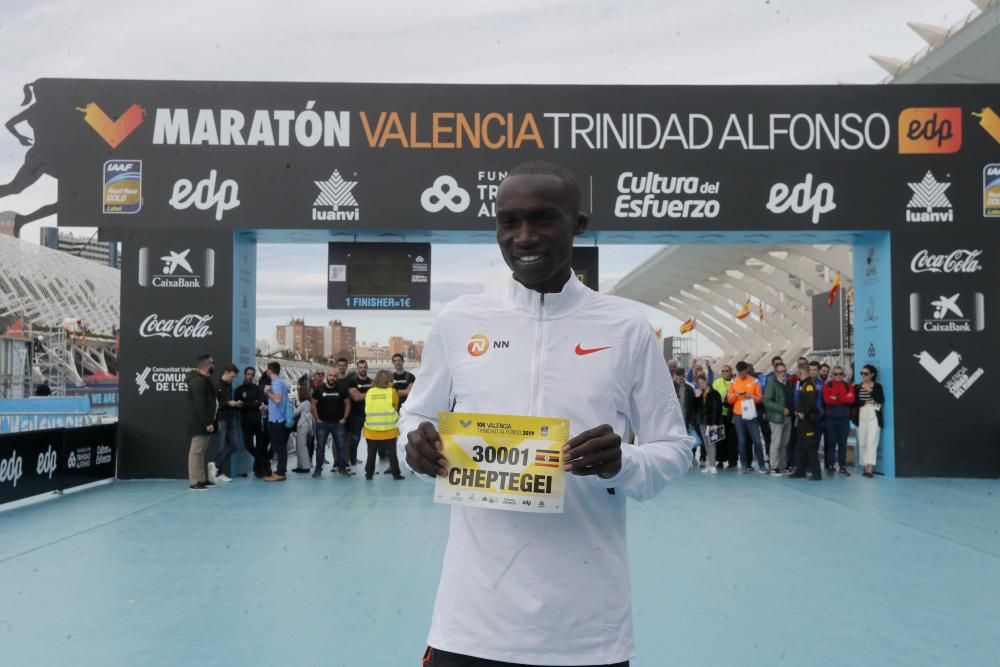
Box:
[313,170,359,221]
[910,292,984,333]
[906,171,952,222]
[765,174,835,224]
[169,170,240,221]
[77,102,146,148]
[139,314,213,339]
[421,175,470,213]
[910,249,982,274]
[915,350,983,399]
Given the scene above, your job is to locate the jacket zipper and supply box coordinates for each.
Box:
[529,292,546,416]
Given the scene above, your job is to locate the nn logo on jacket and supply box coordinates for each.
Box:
[467,334,509,357]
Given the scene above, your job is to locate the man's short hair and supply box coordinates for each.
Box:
[224,363,239,374]
[820,363,831,370]
[267,361,281,374]
[391,353,404,362]
[243,366,256,375]
[808,361,820,369]
[673,368,686,378]
[196,354,212,369]
[771,356,783,364]
[356,359,368,366]
[798,357,809,364]
[735,361,749,372]
[336,357,348,364]
[507,161,582,210]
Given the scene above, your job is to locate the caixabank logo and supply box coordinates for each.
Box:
[909,292,984,333]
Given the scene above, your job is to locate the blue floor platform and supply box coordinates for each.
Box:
[1,468,998,666]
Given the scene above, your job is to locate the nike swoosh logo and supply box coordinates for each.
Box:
[575,344,612,356]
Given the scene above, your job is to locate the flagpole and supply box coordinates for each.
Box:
[838,289,845,370]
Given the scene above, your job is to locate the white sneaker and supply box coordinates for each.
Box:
[701,466,711,474]
[708,466,718,475]
[215,473,232,483]
[207,462,218,484]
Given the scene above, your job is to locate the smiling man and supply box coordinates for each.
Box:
[399,161,692,667]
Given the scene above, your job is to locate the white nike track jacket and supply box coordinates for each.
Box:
[397,272,692,666]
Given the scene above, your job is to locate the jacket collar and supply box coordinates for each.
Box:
[496,271,589,318]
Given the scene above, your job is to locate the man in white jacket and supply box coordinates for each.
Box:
[400,161,692,667]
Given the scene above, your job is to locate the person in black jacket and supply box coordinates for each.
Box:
[208,363,242,483]
[694,373,723,474]
[234,366,265,477]
[672,367,697,465]
[853,364,885,478]
[789,361,822,480]
[187,354,218,490]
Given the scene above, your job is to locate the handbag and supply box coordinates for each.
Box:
[708,425,726,444]
[740,398,757,420]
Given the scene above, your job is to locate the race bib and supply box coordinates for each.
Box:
[435,412,569,514]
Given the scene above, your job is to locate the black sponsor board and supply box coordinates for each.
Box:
[116,229,235,479]
[0,429,63,504]
[61,424,117,490]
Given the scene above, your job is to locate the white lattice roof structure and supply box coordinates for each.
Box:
[0,233,120,336]
[609,244,852,369]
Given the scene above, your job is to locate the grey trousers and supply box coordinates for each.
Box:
[189,434,211,485]
[768,420,791,470]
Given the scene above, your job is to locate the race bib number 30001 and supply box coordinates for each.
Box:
[435,412,569,513]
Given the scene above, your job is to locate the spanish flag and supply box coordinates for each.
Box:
[736,299,751,320]
[828,273,842,308]
[679,318,695,334]
[535,449,560,468]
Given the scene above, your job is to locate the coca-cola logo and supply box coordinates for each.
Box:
[139,314,214,338]
[910,249,982,274]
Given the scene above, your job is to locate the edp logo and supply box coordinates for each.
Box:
[0,449,23,487]
[37,444,58,479]
[766,173,836,224]
[169,170,240,221]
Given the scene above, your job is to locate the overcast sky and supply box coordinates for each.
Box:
[0,0,979,352]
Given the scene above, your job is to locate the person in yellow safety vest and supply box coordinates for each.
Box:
[363,370,405,481]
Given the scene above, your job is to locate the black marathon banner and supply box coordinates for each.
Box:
[61,424,118,491]
[0,429,62,505]
[0,426,118,506]
[5,78,1000,478]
